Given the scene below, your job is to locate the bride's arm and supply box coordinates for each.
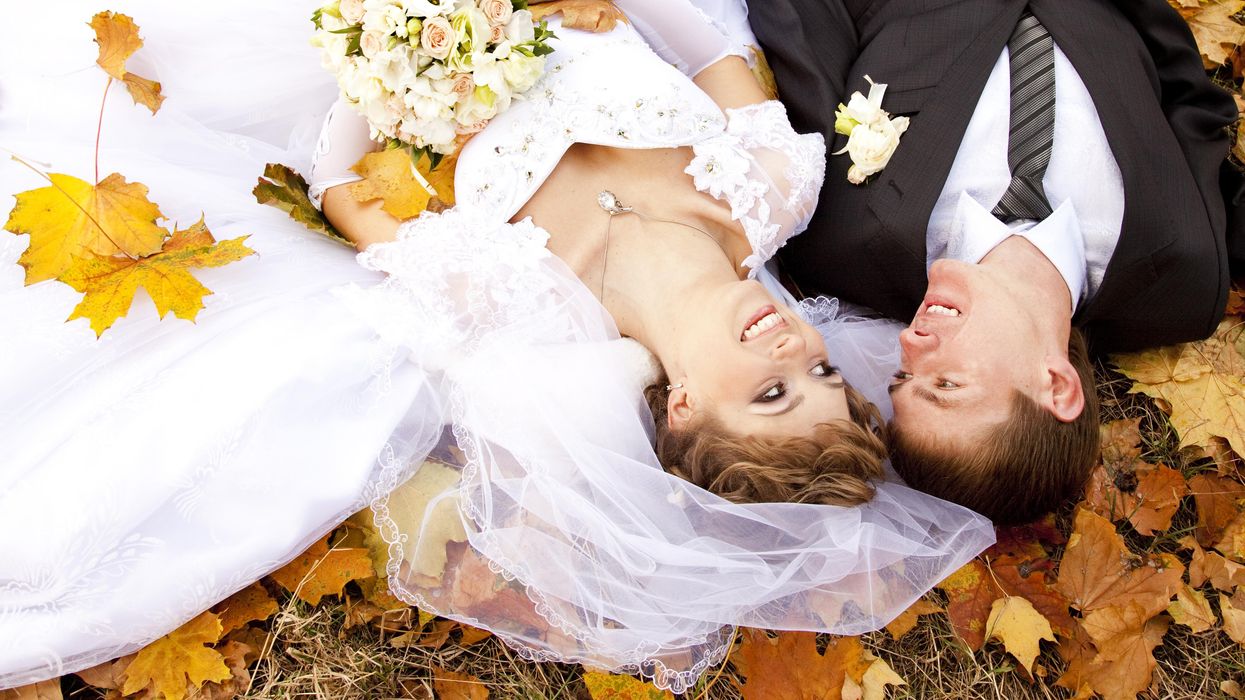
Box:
[613,0,767,111]
[309,98,403,251]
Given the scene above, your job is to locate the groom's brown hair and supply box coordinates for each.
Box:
[889,330,1099,525]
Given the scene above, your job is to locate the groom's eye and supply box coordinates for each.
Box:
[936,378,960,390]
[891,371,912,382]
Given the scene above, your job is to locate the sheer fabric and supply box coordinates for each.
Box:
[0,1,994,692]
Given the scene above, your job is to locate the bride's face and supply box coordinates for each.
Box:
[667,281,851,439]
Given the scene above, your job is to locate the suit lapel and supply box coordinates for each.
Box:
[865,0,1029,262]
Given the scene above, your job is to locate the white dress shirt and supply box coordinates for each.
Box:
[926,42,1125,311]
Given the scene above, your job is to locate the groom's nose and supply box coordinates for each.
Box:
[899,327,939,355]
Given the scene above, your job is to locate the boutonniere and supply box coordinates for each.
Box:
[833,76,910,185]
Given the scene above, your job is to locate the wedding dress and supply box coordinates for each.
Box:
[0,0,993,691]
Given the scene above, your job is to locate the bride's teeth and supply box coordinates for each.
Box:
[926,304,960,317]
[742,312,783,340]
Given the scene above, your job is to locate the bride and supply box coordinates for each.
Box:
[0,0,993,692]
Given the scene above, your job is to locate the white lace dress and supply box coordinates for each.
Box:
[0,2,993,692]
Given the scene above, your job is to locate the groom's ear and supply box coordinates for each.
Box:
[667,385,695,433]
[1041,354,1085,423]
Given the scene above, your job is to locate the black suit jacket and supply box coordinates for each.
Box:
[749,0,1239,352]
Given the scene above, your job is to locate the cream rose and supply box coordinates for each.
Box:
[488,23,506,44]
[359,30,387,58]
[836,116,909,184]
[420,15,456,61]
[339,0,366,25]
[481,0,513,26]
[450,73,475,101]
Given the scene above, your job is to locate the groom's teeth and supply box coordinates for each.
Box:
[927,304,960,317]
[742,312,783,340]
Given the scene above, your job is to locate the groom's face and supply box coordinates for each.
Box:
[888,259,1048,441]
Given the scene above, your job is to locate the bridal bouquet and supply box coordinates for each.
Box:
[312,0,555,157]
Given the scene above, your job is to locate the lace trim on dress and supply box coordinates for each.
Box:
[684,100,826,275]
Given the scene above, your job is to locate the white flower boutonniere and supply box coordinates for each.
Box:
[833,76,909,185]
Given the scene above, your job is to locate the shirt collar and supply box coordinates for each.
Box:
[943,192,1087,311]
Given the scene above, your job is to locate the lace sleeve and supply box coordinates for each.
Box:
[685,100,826,273]
[307,97,381,210]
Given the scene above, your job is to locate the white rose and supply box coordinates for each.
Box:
[339,0,366,24]
[504,9,535,44]
[360,30,387,58]
[421,15,456,60]
[837,116,908,184]
[448,6,490,70]
[481,0,512,26]
[501,52,544,93]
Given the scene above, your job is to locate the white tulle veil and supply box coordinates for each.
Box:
[0,1,993,692]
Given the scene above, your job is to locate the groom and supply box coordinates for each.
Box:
[748,0,1242,524]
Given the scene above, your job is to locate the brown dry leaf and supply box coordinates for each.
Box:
[1080,604,1169,700]
[431,667,489,700]
[1054,622,1097,698]
[581,670,674,699]
[749,46,779,101]
[1224,679,1245,699]
[530,0,628,32]
[120,611,231,700]
[89,12,164,113]
[1223,588,1245,645]
[75,653,135,691]
[0,681,63,699]
[1128,465,1189,536]
[458,625,493,646]
[59,219,254,336]
[1190,472,1245,546]
[935,560,999,651]
[348,148,457,220]
[883,598,943,640]
[985,596,1056,673]
[252,163,351,246]
[733,629,867,700]
[386,460,469,582]
[448,546,551,634]
[1113,321,1245,456]
[1054,509,1183,616]
[1182,535,1245,590]
[1166,584,1217,632]
[1173,0,1245,68]
[5,172,167,283]
[212,582,278,636]
[267,535,376,606]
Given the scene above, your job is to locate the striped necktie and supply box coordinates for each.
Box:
[992,11,1056,223]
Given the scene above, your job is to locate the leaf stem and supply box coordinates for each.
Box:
[95,77,113,185]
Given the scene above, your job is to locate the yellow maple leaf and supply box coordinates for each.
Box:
[530,0,628,32]
[57,219,254,336]
[984,595,1056,673]
[1166,584,1217,633]
[5,172,167,283]
[119,611,231,700]
[386,459,469,583]
[349,148,457,220]
[431,666,490,700]
[1113,318,1245,456]
[89,11,164,114]
[267,535,376,606]
[582,671,673,700]
[1175,0,1245,68]
[1222,589,1245,645]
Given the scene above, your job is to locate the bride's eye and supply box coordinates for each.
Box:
[757,383,786,402]
[810,361,839,377]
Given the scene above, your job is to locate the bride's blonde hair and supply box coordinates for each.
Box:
[644,381,887,506]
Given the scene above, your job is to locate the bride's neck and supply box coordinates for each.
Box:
[601,216,744,361]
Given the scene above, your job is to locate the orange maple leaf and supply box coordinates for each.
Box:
[431,666,490,700]
[349,148,457,219]
[1054,509,1183,616]
[936,559,998,651]
[1080,605,1169,700]
[212,581,279,636]
[267,534,376,606]
[733,629,869,700]
[1189,472,1245,546]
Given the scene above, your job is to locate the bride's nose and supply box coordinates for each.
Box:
[771,333,806,361]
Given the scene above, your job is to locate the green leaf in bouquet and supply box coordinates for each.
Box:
[252,163,353,247]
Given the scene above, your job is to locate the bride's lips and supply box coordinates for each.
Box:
[740,305,787,341]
